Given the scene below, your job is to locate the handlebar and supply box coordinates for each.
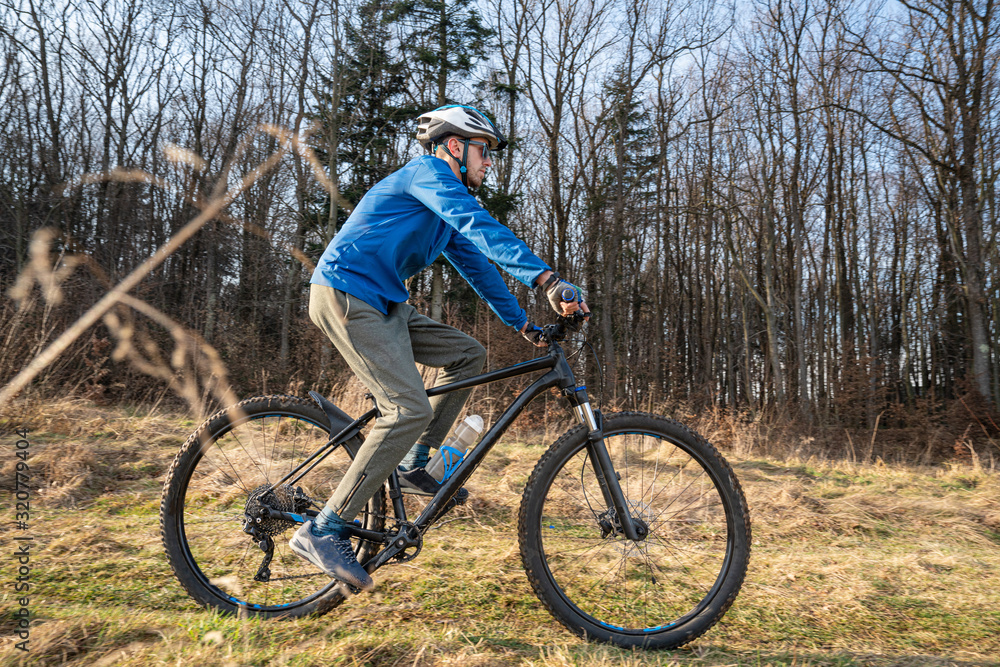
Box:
[543,311,589,343]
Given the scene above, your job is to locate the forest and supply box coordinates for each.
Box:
[1,0,999,459]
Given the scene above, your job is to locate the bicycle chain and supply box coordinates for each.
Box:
[243,486,432,578]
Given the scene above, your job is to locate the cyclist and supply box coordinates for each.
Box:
[289,104,589,591]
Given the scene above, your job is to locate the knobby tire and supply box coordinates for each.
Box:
[160,394,385,618]
[518,411,750,649]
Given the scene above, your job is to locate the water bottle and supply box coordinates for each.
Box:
[426,415,484,482]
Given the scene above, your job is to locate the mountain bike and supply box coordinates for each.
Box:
[160,314,751,649]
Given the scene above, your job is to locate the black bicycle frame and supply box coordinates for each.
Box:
[266,333,642,557]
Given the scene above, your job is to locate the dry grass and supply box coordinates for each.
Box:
[1,400,999,666]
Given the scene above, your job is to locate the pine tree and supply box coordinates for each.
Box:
[308,0,413,252]
[389,0,493,107]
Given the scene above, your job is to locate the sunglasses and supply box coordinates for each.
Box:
[466,140,491,162]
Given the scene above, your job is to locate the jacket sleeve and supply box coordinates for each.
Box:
[408,160,551,289]
[442,232,528,330]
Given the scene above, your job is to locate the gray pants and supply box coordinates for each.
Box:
[309,284,486,521]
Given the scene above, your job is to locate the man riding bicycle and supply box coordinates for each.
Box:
[289,105,589,591]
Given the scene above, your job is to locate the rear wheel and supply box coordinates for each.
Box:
[160,394,385,618]
[518,412,750,648]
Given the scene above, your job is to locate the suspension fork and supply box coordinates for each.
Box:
[569,391,645,542]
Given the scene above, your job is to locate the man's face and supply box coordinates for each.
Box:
[448,136,493,188]
[464,136,492,188]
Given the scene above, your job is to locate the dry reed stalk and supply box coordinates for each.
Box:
[107,294,240,417]
[0,124,322,412]
[76,165,317,272]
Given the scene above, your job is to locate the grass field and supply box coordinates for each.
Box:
[1,400,999,666]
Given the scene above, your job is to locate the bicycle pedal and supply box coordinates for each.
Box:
[335,580,362,596]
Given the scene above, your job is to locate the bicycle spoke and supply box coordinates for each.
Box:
[544,540,610,579]
[651,500,724,522]
[647,532,716,588]
[194,449,249,493]
[645,455,700,510]
[228,427,270,489]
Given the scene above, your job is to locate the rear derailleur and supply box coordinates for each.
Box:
[241,483,315,582]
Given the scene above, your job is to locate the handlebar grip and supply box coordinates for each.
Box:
[560,287,577,302]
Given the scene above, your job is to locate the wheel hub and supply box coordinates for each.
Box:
[242,483,312,537]
[598,506,650,542]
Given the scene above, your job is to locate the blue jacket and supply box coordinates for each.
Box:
[311,155,551,331]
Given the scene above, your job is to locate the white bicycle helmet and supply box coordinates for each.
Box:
[416,104,508,152]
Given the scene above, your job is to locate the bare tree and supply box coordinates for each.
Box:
[848,0,1000,407]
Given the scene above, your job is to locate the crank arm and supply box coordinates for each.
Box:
[256,507,387,544]
[364,525,421,571]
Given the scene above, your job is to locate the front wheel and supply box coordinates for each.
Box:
[518,412,750,649]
